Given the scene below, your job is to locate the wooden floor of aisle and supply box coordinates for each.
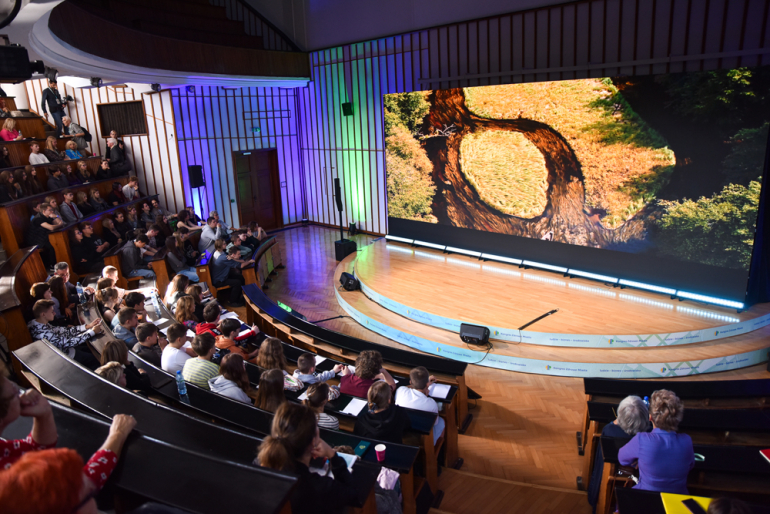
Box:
[232,225,770,514]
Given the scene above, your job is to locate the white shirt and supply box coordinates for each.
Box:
[395,386,445,444]
[29,153,50,165]
[161,345,192,374]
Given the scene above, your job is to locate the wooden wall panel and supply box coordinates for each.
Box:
[23,80,184,215]
[171,86,304,229]
[296,0,770,236]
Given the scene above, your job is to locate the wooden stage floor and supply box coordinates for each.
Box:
[243,226,770,512]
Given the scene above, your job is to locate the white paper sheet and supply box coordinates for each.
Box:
[186,330,196,338]
[238,329,253,338]
[297,390,309,401]
[220,312,240,321]
[151,318,169,326]
[428,383,451,399]
[340,397,367,416]
[338,365,355,376]
[314,356,327,365]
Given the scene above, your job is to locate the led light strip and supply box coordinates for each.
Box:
[445,246,482,257]
[676,291,744,310]
[567,269,618,283]
[413,240,446,250]
[385,235,414,244]
[481,253,523,265]
[523,260,568,273]
[618,279,677,296]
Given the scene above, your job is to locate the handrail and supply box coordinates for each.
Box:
[0,246,39,311]
[583,377,770,398]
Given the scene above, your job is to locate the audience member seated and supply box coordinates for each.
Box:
[118,291,148,325]
[0,414,137,514]
[164,274,191,310]
[95,361,126,387]
[107,138,131,174]
[155,214,173,241]
[52,261,93,305]
[43,136,64,162]
[63,116,89,155]
[121,234,156,280]
[96,287,120,325]
[88,188,108,213]
[215,318,259,363]
[244,221,268,249]
[257,402,359,514]
[105,130,125,160]
[133,323,166,367]
[77,161,92,183]
[150,198,176,219]
[64,140,83,160]
[22,166,44,196]
[303,383,340,430]
[195,301,256,341]
[122,176,140,202]
[174,228,200,266]
[139,201,154,225]
[101,217,124,248]
[0,118,22,141]
[395,366,445,445]
[101,339,151,393]
[46,167,69,191]
[255,336,289,375]
[0,170,20,203]
[186,205,203,225]
[63,164,80,185]
[588,395,650,513]
[40,79,66,136]
[113,209,132,235]
[209,354,254,404]
[81,221,109,265]
[208,210,231,232]
[28,142,50,165]
[60,189,84,223]
[26,202,62,270]
[185,284,206,321]
[175,209,202,232]
[160,323,195,374]
[30,282,66,326]
[339,350,395,398]
[113,307,139,348]
[76,191,94,216]
[165,238,199,283]
[0,145,11,167]
[619,389,694,494]
[27,300,102,369]
[11,169,28,198]
[354,381,410,444]
[48,275,76,324]
[182,332,219,390]
[174,296,200,331]
[0,372,58,470]
[44,195,62,218]
[294,352,344,385]
[102,266,127,302]
[95,160,113,181]
[227,233,252,258]
[211,245,254,307]
[254,368,286,412]
[107,181,127,205]
[198,216,228,254]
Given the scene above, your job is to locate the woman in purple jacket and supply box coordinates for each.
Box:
[618,389,694,493]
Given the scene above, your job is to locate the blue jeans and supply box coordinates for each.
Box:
[51,111,65,136]
[176,268,199,282]
[433,416,446,445]
[128,268,155,279]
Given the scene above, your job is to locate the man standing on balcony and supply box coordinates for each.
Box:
[41,79,67,137]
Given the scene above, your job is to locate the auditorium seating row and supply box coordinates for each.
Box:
[1,135,76,168]
[0,155,103,190]
[579,377,770,514]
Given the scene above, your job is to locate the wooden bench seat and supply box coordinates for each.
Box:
[0,136,74,167]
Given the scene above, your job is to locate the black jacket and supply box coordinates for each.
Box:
[353,403,411,444]
[120,241,149,275]
[124,361,152,393]
[284,455,359,514]
[41,87,65,114]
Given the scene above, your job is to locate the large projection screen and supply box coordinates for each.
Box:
[384,69,770,302]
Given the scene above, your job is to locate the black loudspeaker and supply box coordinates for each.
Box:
[188,165,204,188]
[341,102,354,116]
[460,323,491,346]
[335,239,357,261]
[334,178,343,212]
[339,271,359,291]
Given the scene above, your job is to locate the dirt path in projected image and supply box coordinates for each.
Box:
[425,88,648,247]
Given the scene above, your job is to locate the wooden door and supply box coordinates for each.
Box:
[232,149,283,230]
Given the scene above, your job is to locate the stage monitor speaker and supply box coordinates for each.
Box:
[339,271,359,291]
[334,178,343,212]
[188,165,204,188]
[335,239,357,261]
[342,102,354,116]
[460,323,490,346]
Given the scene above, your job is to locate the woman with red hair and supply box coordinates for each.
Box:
[0,414,137,514]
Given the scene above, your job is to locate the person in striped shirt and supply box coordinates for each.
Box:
[181,332,219,390]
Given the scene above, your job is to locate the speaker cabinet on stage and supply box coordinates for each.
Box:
[188,165,204,188]
[335,239,357,261]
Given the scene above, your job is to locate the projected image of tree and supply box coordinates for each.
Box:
[385,68,770,271]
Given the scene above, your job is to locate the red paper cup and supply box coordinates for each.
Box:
[375,444,386,462]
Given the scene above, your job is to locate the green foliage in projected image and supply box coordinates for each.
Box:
[655,180,761,270]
